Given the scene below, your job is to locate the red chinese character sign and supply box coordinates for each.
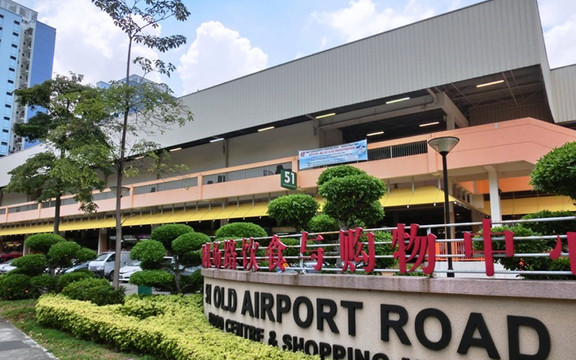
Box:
[392,224,437,275]
[340,228,376,274]
[267,235,288,272]
[300,232,325,271]
[463,219,515,277]
[199,220,576,277]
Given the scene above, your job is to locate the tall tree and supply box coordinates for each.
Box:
[92,0,193,289]
[4,74,111,234]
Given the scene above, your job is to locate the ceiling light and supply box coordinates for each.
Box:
[315,112,336,119]
[169,147,182,152]
[210,138,224,143]
[386,97,410,104]
[366,131,384,137]
[258,126,275,132]
[476,79,504,88]
[419,121,440,127]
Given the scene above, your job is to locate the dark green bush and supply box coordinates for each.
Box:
[308,214,339,232]
[180,270,203,293]
[130,270,174,291]
[268,194,319,231]
[173,232,210,267]
[130,240,166,270]
[280,238,301,260]
[24,233,66,254]
[57,271,94,291]
[11,254,48,276]
[30,274,58,294]
[316,164,367,186]
[521,210,576,240]
[75,247,98,263]
[215,222,267,240]
[173,232,209,253]
[372,231,397,269]
[47,241,81,270]
[0,274,38,300]
[62,278,125,306]
[151,224,194,250]
[475,224,574,280]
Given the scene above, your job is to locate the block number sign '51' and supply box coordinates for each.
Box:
[280,169,297,190]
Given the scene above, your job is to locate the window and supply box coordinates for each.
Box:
[10,56,16,60]
[14,21,20,25]
[2,129,8,133]
[11,44,17,48]
[1,142,7,146]
[12,32,18,36]
[8,67,15,72]
[8,80,14,84]
[5,104,11,108]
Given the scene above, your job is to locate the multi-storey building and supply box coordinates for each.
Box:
[0,0,575,254]
[0,0,55,156]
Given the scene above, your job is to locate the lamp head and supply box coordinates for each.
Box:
[428,136,460,155]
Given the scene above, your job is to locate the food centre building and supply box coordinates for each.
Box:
[1,0,576,252]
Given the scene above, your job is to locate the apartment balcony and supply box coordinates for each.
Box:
[1,118,576,234]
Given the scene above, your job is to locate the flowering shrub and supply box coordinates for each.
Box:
[0,274,37,300]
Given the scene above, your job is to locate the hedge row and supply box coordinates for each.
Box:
[36,294,318,360]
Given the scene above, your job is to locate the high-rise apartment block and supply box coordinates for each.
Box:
[0,0,55,156]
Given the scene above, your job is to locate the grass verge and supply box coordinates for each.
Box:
[0,299,157,360]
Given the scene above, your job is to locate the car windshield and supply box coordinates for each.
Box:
[95,253,110,261]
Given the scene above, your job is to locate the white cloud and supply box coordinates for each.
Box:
[177,21,268,94]
[314,0,436,42]
[539,0,576,68]
[31,0,164,85]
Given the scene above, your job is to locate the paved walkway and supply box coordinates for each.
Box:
[0,316,57,360]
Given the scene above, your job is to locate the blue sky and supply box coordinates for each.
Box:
[15,0,576,96]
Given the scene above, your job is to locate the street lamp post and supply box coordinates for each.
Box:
[428,136,460,278]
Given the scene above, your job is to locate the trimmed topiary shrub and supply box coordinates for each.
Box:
[57,271,94,291]
[11,254,48,276]
[308,214,339,233]
[62,278,125,305]
[47,241,82,271]
[75,247,98,263]
[180,270,203,293]
[268,194,319,231]
[129,270,174,291]
[215,222,267,240]
[372,231,397,270]
[151,224,194,251]
[30,274,58,294]
[316,164,367,186]
[0,274,37,300]
[24,233,66,254]
[130,240,166,270]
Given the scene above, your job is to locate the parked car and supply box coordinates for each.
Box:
[0,259,17,274]
[88,251,131,280]
[119,260,142,282]
[0,252,22,263]
[63,261,90,274]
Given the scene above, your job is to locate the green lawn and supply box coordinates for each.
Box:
[0,299,157,360]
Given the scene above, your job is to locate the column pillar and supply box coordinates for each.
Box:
[486,166,502,223]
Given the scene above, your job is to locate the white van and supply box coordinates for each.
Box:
[88,251,131,280]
